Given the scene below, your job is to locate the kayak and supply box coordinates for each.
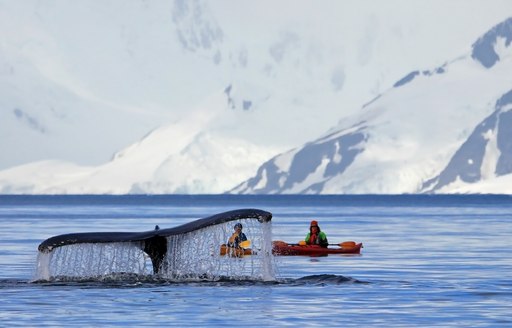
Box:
[220,241,363,257]
[272,240,363,256]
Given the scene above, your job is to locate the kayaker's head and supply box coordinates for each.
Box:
[310,220,320,232]
[234,223,243,232]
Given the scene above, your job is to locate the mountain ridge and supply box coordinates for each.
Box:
[2,3,512,194]
[231,17,512,195]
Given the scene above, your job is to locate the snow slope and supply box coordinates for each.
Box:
[232,17,512,194]
[0,93,279,193]
[2,0,512,171]
[2,1,512,194]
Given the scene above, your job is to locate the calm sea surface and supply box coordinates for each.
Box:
[1,195,511,327]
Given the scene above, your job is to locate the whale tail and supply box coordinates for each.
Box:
[37,209,272,275]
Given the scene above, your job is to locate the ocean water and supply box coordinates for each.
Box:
[1,194,511,327]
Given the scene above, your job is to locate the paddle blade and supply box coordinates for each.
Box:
[239,240,251,248]
[338,241,357,248]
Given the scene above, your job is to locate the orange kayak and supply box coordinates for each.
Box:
[272,240,363,256]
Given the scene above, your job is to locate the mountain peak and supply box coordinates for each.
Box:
[472,17,512,68]
[233,17,512,195]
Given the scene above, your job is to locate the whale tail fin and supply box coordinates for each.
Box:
[37,209,272,276]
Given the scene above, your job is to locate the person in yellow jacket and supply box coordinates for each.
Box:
[227,223,247,248]
[305,220,328,248]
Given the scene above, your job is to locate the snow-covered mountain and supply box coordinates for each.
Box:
[0,93,279,193]
[232,17,512,194]
[2,1,511,167]
[2,1,512,194]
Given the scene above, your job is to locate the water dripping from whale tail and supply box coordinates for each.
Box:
[34,209,274,282]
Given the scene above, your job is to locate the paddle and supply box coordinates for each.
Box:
[239,240,251,248]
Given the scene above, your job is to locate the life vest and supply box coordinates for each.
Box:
[306,231,328,247]
[307,232,322,245]
[228,232,247,247]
